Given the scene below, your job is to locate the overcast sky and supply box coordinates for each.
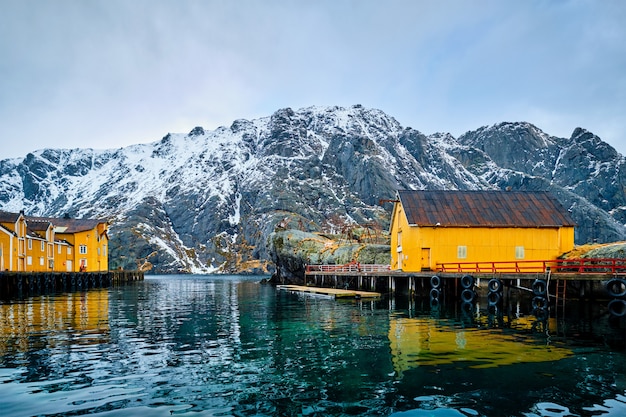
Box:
[1,0,625,159]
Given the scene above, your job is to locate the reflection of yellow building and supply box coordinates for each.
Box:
[0,210,109,272]
[0,289,109,355]
[389,317,572,377]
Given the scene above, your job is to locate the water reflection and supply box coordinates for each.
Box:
[389,316,572,376]
[0,275,623,417]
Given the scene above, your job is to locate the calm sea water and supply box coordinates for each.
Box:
[0,274,624,417]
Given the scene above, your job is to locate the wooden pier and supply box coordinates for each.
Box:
[0,270,144,300]
[304,259,626,318]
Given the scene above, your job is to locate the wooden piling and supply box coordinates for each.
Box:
[0,270,144,300]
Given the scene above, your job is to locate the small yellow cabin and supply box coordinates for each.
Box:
[390,190,576,272]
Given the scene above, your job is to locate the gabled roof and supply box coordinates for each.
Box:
[26,218,53,232]
[397,190,576,228]
[0,210,22,223]
[0,211,106,233]
[29,217,105,233]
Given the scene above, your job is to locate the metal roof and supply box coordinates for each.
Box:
[0,211,106,233]
[0,211,21,223]
[28,217,105,233]
[397,190,576,228]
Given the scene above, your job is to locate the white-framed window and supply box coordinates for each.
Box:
[68,246,72,255]
[58,245,62,254]
[28,239,32,250]
[515,246,525,259]
[39,257,45,266]
[79,245,87,254]
[41,241,45,251]
[27,256,32,265]
[457,245,467,259]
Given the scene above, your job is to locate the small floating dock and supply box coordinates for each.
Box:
[277,285,381,299]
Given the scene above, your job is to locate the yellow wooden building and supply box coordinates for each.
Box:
[0,210,109,273]
[47,217,110,272]
[389,190,576,272]
[0,211,27,272]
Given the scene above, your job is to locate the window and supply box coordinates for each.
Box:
[28,239,32,250]
[27,256,32,265]
[41,241,45,251]
[515,246,525,259]
[79,245,87,254]
[39,257,44,266]
[58,245,62,254]
[457,245,467,259]
[68,247,72,255]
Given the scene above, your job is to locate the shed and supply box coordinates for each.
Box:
[390,190,576,272]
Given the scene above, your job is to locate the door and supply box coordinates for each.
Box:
[421,248,431,271]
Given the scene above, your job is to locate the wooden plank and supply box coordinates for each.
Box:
[277,285,381,299]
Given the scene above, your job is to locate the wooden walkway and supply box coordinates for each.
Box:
[277,285,381,299]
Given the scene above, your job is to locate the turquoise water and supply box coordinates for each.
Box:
[0,274,624,416]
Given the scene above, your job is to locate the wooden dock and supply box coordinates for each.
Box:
[302,260,626,317]
[277,284,381,299]
[0,270,144,300]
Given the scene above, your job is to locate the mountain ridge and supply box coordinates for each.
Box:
[1,105,625,273]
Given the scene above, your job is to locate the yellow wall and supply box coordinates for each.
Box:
[53,242,74,272]
[391,202,575,272]
[0,229,13,272]
[25,237,49,272]
[59,228,108,272]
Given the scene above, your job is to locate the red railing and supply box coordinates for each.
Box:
[436,258,626,274]
[306,262,391,273]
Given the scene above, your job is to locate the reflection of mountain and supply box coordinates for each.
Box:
[0,289,109,355]
[389,317,572,377]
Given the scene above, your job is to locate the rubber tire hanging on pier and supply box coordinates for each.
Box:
[532,279,547,296]
[430,275,441,289]
[460,275,474,289]
[606,278,626,298]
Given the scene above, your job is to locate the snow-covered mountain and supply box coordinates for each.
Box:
[1,105,625,273]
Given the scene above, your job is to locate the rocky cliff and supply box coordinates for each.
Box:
[0,105,624,274]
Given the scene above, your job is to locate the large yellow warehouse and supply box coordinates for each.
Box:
[389,190,576,272]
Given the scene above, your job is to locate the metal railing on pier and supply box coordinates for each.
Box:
[436,258,626,274]
[306,263,391,273]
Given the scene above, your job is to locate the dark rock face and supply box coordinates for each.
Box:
[268,230,391,285]
[0,105,625,274]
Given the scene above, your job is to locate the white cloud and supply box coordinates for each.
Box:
[0,0,625,158]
